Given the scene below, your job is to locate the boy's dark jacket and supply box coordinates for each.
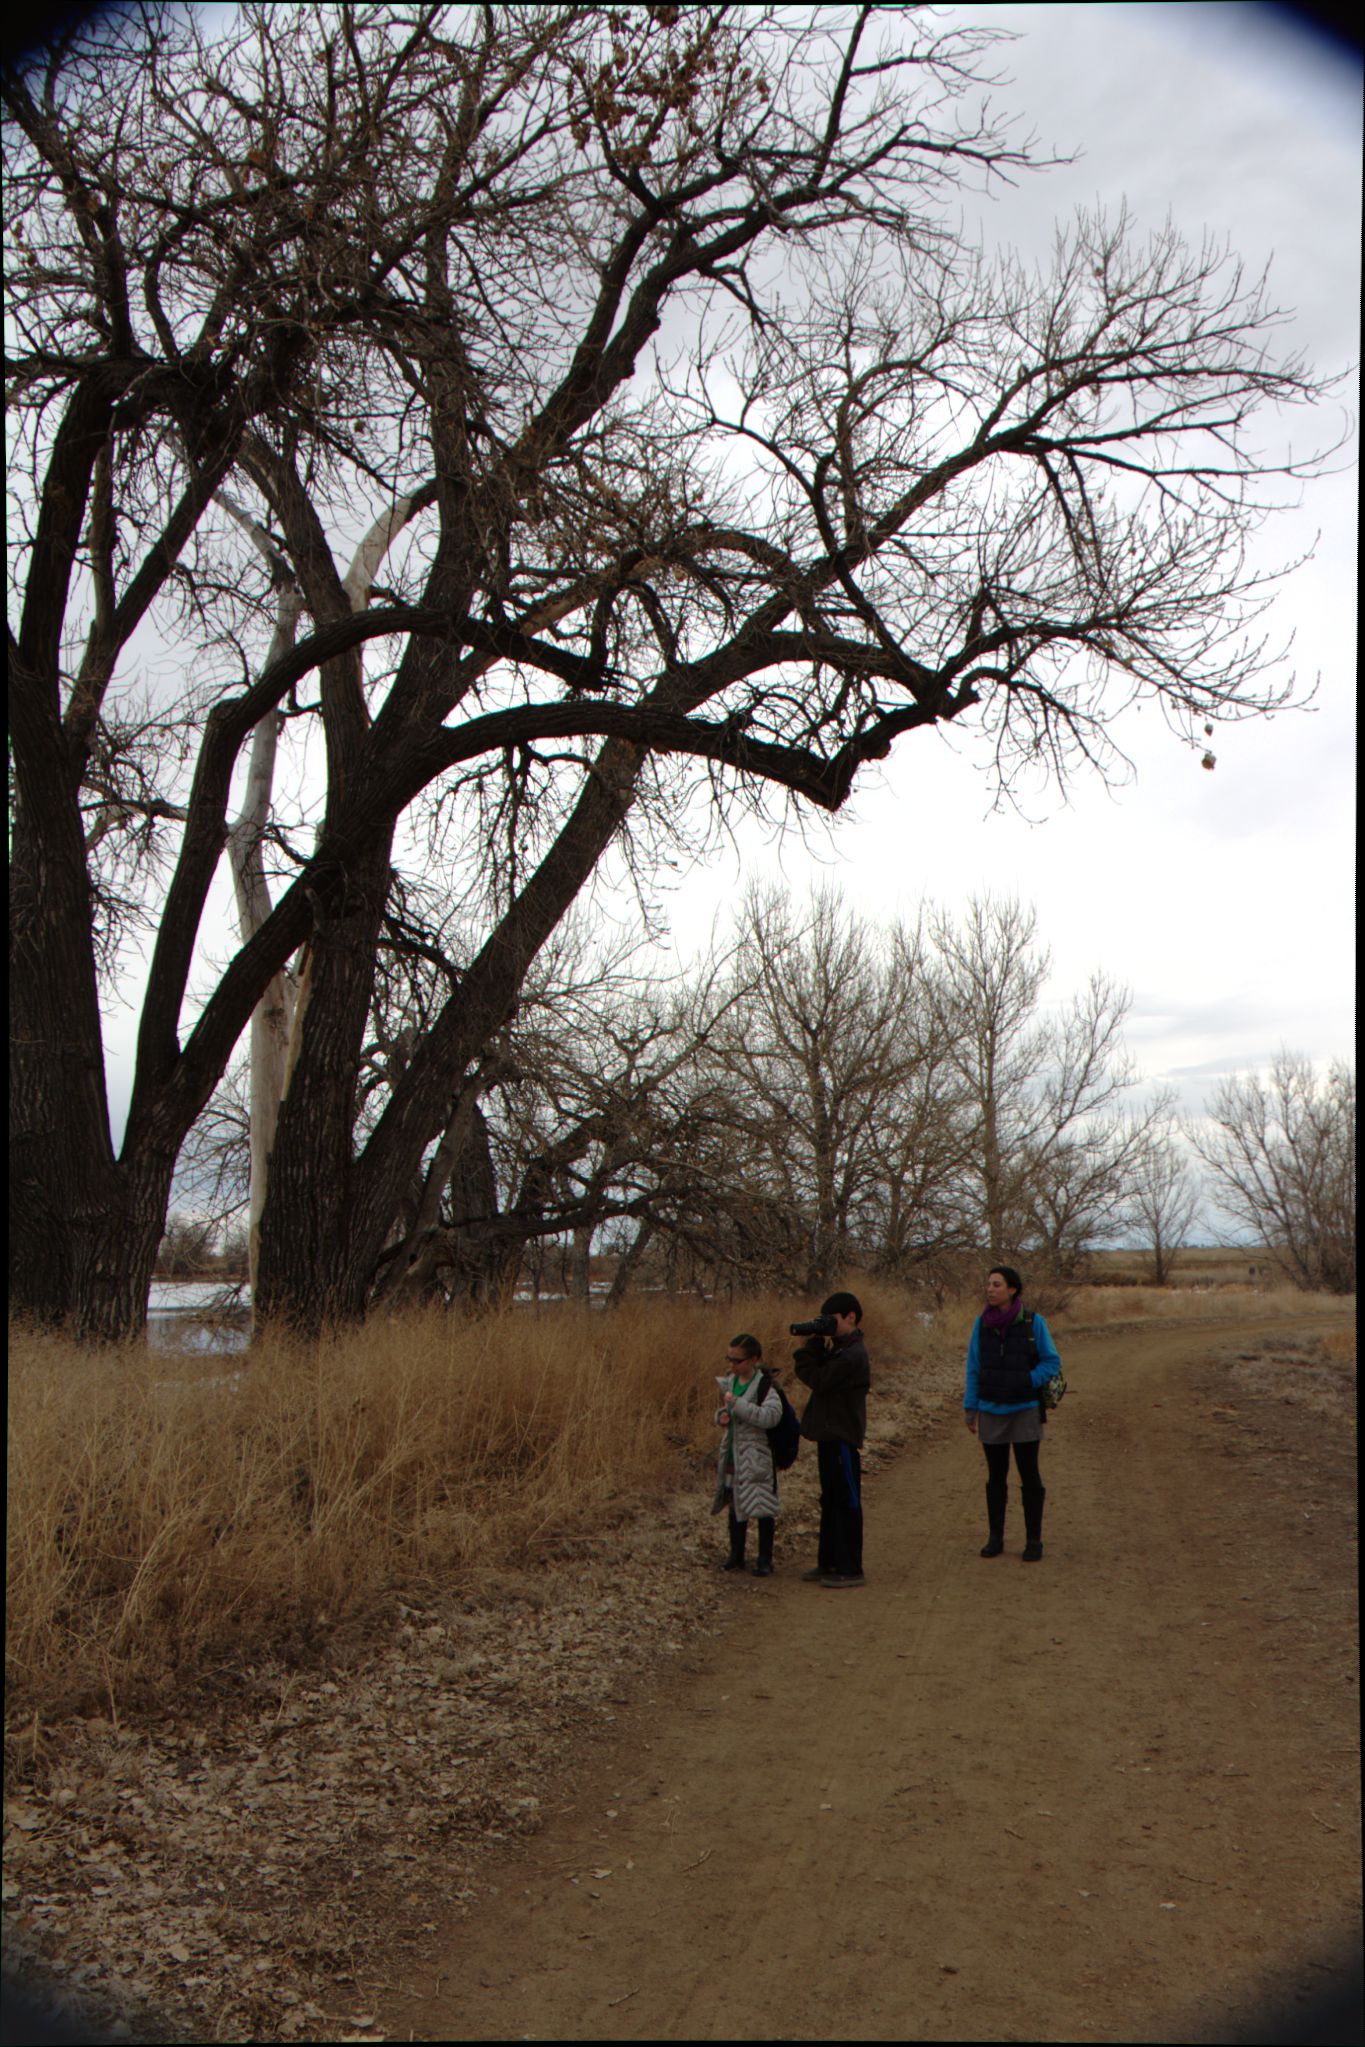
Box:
[792,1330,870,1447]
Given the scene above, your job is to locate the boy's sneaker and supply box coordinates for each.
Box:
[820,1572,865,1588]
[801,1567,825,1582]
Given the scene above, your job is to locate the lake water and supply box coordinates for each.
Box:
[147,1279,250,1354]
[145,1276,650,1351]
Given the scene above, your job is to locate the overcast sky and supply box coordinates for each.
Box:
[625,1,1359,1121]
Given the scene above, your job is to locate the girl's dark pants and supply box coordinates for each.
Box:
[816,1438,863,1576]
[727,1506,774,1565]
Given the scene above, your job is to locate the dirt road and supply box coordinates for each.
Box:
[382,1313,1359,2044]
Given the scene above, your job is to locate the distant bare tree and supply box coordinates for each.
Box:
[1124,1113,1203,1285]
[371,927,736,1308]
[155,1214,216,1278]
[931,896,1157,1277]
[690,886,968,1291]
[1191,1054,1355,1293]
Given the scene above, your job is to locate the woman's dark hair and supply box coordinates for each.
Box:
[730,1332,763,1360]
[989,1265,1024,1298]
[820,1291,862,1322]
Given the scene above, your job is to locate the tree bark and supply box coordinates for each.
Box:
[253,829,395,1330]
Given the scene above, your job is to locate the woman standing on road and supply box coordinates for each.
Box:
[712,1333,782,1576]
[963,1266,1062,1561]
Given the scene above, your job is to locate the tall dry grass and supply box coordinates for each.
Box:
[12,1274,1343,1724]
[7,1286,923,1722]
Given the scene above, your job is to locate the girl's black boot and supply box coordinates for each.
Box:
[722,1513,748,1570]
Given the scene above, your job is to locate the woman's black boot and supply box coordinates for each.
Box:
[751,1517,775,1576]
[980,1481,1007,1557]
[1021,1486,1045,1561]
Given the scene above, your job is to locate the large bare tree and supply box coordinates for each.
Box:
[7,5,1332,1337]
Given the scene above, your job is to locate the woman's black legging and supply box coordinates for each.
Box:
[982,1438,1042,1489]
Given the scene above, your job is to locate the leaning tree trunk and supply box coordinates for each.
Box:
[254,738,646,1336]
[605,1218,655,1305]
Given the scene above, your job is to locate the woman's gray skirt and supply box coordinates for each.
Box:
[976,1405,1044,1445]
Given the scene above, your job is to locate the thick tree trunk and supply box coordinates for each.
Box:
[253,831,394,1331]
[568,1223,593,1301]
[10,949,173,1340]
[63,1162,174,1344]
[9,1153,171,1342]
[8,733,158,1334]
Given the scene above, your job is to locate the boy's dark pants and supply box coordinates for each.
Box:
[816,1438,863,1576]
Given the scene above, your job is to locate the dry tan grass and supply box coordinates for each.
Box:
[4,1302,682,1718]
[1054,1282,1309,1325]
[1084,1246,1283,1287]
[8,1273,1349,1726]
[6,1286,934,1722]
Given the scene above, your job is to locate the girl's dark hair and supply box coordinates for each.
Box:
[730,1332,763,1360]
[989,1265,1024,1298]
[820,1291,862,1322]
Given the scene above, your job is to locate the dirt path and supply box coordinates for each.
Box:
[381,1314,1359,2044]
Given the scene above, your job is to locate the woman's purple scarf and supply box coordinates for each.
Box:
[982,1296,1023,1332]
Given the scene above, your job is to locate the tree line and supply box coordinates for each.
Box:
[7,6,1340,1338]
[175,887,1355,1304]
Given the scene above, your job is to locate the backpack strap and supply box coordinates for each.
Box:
[1023,1311,1047,1419]
[753,1369,787,1420]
